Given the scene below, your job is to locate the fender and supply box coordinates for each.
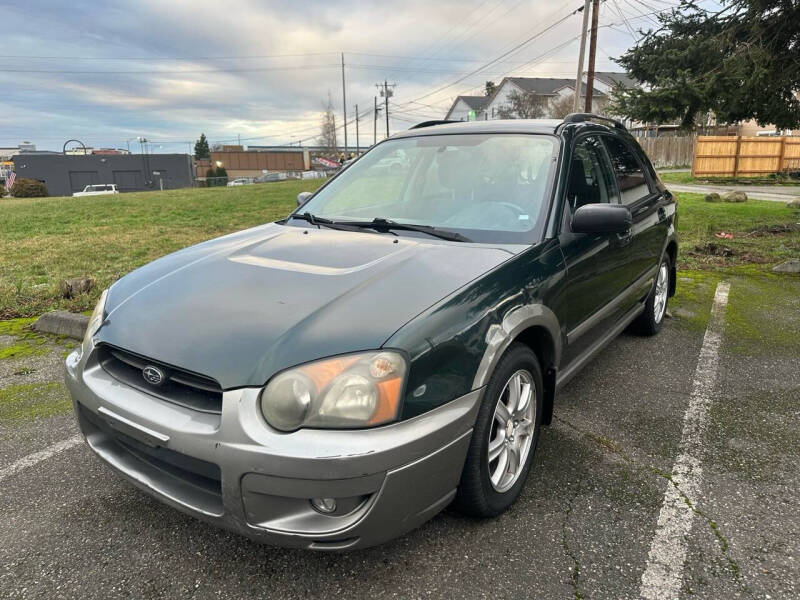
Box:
[471,303,561,389]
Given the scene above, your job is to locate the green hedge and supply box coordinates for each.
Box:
[10,178,49,198]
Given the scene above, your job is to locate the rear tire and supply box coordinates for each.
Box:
[631,255,670,336]
[454,343,543,518]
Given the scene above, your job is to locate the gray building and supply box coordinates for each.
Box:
[11,153,194,196]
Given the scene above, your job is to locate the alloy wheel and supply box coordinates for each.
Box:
[654,263,669,324]
[487,369,536,493]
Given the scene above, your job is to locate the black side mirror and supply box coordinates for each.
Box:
[571,204,632,234]
[297,191,313,207]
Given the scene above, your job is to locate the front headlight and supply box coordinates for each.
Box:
[82,288,108,351]
[260,351,407,431]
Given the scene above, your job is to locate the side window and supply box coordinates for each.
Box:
[603,136,651,205]
[565,135,619,213]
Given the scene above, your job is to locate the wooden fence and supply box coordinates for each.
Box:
[692,136,800,177]
[634,135,696,168]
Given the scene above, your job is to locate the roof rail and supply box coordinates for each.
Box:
[563,113,626,130]
[409,120,460,130]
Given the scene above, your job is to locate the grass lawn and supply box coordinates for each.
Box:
[675,192,800,268]
[0,180,325,318]
[1,184,798,320]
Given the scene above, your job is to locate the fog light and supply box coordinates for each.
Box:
[311,497,337,514]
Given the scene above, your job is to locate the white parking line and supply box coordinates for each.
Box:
[639,281,730,600]
[0,434,83,484]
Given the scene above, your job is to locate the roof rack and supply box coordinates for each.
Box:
[409,120,460,130]
[563,113,626,130]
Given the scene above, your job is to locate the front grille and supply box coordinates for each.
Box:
[97,344,223,414]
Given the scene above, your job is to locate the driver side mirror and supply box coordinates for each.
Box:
[297,191,313,207]
[571,204,632,235]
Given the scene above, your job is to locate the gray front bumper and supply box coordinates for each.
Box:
[65,347,481,550]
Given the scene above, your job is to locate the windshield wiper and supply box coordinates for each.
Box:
[289,212,363,232]
[289,213,471,242]
[363,218,472,242]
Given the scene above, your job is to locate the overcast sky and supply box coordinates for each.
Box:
[1,0,676,152]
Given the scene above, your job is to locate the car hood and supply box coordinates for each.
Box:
[97,223,515,389]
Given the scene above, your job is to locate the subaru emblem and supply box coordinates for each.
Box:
[142,365,165,386]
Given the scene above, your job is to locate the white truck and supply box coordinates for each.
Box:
[73,184,119,197]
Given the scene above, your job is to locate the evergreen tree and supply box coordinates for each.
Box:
[611,0,800,129]
[194,133,210,159]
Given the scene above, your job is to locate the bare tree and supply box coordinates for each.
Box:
[591,96,610,116]
[549,93,611,119]
[550,94,576,120]
[496,90,548,119]
[318,93,338,150]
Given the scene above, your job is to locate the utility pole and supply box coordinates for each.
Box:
[584,0,600,113]
[574,0,591,113]
[341,53,347,155]
[376,81,395,138]
[374,96,379,145]
[384,81,390,138]
[354,104,360,155]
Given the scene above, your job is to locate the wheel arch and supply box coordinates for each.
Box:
[472,305,561,427]
[514,326,558,426]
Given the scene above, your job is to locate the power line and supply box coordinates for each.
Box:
[394,3,585,107]
[400,0,500,70]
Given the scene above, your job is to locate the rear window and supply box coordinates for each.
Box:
[603,137,651,205]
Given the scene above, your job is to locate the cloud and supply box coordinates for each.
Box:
[0,0,642,150]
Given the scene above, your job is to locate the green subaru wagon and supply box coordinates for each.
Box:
[66,115,677,550]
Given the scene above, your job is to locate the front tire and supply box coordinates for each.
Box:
[454,343,543,517]
[631,255,670,336]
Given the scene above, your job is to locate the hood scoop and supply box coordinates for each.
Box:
[228,228,417,275]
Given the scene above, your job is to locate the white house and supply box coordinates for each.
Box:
[444,72,638,122]
[444,95,491,121]
[480,78,593,120]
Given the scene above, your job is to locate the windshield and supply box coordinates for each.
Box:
[293,133,557,243]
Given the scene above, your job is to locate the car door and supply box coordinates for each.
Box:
[553,133,633,368]
[601,134,666,294]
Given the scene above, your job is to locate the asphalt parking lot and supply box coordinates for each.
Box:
[1,280,798,599]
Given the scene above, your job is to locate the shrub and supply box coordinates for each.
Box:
[215,166,228,186]
[204,167,228,186]
[10,178,48,198]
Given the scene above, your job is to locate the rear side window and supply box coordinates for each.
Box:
[603,136,651,205]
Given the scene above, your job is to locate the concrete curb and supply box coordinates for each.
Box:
[33,311,89,340]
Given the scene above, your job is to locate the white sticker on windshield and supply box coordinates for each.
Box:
[519,214,530,220]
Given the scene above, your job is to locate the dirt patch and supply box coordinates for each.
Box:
[742,223,800,237]
[687,243,772,267]
[693,242,737,257]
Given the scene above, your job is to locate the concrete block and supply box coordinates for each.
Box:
[33,311,89,339]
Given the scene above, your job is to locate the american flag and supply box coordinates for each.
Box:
[5,171,15,192]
